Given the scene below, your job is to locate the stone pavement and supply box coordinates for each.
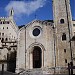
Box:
[0,71,18,75]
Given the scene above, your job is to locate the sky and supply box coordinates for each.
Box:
[0,0,75,26]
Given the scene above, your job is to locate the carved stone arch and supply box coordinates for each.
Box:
[28,42,45,53]
[27,42,45,69]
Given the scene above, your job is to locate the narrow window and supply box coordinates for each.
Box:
[5,38,8,41]
[3,21,5,24]
[65,59,67,63]
[64,49,66,53]
[3,27,4,29]
[60,19,64,24]
[1,38,4,42]
[7,27,8,29]
[11,10,12,15]
[74,32,75,46]
[62,33,66,41]
[2,33,4,36]
[0,21,2,24]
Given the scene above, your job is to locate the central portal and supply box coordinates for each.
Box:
[33,46,42,68]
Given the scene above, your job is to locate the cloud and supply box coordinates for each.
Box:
[5,0,46,17]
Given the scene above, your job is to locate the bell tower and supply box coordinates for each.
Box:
[9,8,14,19]
[53,0,73,68]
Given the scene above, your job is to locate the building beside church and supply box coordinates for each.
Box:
[0,0,75,74]
[0,8,18,72]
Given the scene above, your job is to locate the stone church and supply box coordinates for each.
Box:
[0,0,75,74]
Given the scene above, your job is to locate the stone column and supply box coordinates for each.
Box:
[30,53,33,69]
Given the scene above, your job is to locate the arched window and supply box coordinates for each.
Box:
[2,33,4,36]
[60,19,64,24]
[64,49,66,53]
[65,59,67,63]
[62,33,66,41]
[3,21,5,24]
[1,38,4,42]
[5,38,8,41]
[7,27,8,29]
[3,27,4,29]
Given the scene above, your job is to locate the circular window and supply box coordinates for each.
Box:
[33,28,40,36]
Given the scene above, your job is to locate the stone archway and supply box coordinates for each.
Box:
[27,42,45,69]
[33,46,42,68]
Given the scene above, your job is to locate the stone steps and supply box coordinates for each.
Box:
[16,67,70,75]
[18,69,68,75]
[0,71,69,75]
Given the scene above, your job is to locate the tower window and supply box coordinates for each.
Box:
[60,19,64,24]
[62,33,66,41]
[64,49,66,53]
[65,59,67,63]
[11,10,12,15]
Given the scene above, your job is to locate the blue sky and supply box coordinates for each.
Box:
[0,0,75,26]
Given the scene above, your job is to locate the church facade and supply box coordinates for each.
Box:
[0,0,75,74]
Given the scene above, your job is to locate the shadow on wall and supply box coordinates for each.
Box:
[7,50,16,73]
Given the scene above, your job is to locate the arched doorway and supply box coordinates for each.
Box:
[33,46,42,68]
[7,50,16,73]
